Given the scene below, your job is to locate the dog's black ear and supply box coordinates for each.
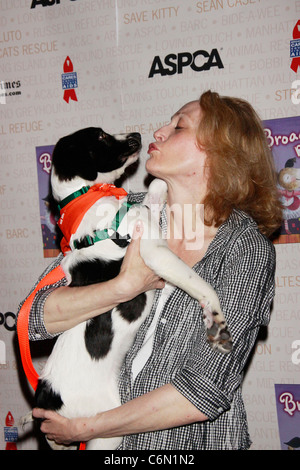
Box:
[71,144,98,181]
[52,137,98,182]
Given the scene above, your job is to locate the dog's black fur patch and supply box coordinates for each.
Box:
[85,312,114,360]
[118,294,147,323]
[68,258,147,358]
[83,292,147,360]
[69,258,123,287]
[35,379,64,411]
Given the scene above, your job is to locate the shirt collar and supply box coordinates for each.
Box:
[159,204,257,263]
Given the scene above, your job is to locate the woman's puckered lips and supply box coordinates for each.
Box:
[148,143,159,153]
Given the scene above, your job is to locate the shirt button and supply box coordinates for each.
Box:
[217,407,223,413]
[160,318,167,324]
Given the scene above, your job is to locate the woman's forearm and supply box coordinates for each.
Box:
[91,384,208,439]
[44,228,165,335]
[34,384,208,445]
[44,276,128,334]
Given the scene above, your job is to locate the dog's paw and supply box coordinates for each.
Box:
[46,437,78,451]
[19,411,34,429]
[202,304,233,354]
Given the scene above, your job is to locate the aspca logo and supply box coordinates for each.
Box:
[148,49,224,78]
[31,0,79,8]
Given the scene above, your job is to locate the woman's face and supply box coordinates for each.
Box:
[146,100,208,183]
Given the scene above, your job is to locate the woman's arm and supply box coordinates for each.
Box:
[33,384,208,445]
[17,223,165,338]
[44,223,165,334]
[32,224,276,447]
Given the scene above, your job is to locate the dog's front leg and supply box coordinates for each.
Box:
[140,238,232,354]
[143,178,168,224]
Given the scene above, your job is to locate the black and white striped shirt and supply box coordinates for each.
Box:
[17,193,276,450]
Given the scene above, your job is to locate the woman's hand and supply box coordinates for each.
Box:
[117,221,165,301]
[32,408,92,445]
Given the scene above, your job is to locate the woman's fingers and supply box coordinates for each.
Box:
[33,408,74,444]
[119,222,165,294]
[131,220,144,240]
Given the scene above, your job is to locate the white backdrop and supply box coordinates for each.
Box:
[1,0,300,450]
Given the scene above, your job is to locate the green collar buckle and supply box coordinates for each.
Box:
[58,186,90,211]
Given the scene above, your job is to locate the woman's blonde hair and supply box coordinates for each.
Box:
[197,90,282,237]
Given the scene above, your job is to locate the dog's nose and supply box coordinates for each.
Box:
[127,132,141,150]
[128,132,141,143]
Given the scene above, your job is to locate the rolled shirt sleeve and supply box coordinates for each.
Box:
[16,253,67,341]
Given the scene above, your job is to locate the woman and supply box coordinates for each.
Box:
[18,91,282,449]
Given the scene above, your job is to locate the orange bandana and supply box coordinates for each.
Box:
[58,183,128,254]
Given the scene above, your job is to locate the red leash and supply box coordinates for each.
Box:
[17,265,87,450]
[17,265,65,391]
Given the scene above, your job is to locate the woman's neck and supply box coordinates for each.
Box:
[164,179,217,263]
[166,177,206,205]
[166,180,206,241]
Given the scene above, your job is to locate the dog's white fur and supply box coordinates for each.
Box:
[21,132,231,450]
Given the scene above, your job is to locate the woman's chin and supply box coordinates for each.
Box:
[145,159,159,177]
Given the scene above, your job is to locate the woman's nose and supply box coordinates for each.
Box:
[154,126,166,142]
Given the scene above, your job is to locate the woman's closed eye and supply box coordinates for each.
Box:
[175,125,184,130]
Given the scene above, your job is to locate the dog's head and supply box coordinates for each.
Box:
[51,127,141,184]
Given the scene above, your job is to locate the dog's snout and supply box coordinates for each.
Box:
[128,132,141,141]
[128,137,140,149]
[127,132,141,151]
[128,132,141,145]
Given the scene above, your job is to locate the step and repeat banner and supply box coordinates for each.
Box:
[1,0,300,450]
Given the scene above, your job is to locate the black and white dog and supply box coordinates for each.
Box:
[25,127,232,450]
